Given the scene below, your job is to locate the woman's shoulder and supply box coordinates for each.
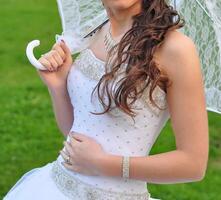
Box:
[154,29,200,81]
[161,30,197,57]
[156,29,197,62]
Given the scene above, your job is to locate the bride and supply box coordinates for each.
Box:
[4,0,209,199]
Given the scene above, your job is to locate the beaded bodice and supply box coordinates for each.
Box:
[53,47,170,198]
[68,48,169,118]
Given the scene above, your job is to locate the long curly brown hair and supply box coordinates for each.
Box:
[90,0,185,119]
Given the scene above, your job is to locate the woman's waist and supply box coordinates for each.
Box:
[68,126,152,156]
[54,155,148,194]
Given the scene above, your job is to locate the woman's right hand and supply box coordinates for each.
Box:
[37,40,73,90]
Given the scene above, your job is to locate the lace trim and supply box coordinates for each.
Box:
[51,161,151,200]
[74,48,167,117]
[74,48,105,81]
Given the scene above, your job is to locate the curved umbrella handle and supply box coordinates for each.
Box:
[26,40,47,70]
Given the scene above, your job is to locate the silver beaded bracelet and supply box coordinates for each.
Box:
[122,156,130,179]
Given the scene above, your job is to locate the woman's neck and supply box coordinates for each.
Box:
[105,2,142,38]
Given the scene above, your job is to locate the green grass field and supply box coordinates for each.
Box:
[0,0,220,199]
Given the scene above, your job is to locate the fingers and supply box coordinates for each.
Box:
[70,136,80,146]
[71,133,90,142]
[61,162,73,169]
[60,40,71,56]
[52,43,66,61]
[63,141,74,156]
[61,162,81,173]
[51,50,63,66]
[43,52,59,70]
[60,149,69,162]
[38,57,53,71]
[38,41,69,71]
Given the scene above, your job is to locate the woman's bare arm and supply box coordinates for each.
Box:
[48,84,74,137]
[95,31,209,184]
[38,41,74,137]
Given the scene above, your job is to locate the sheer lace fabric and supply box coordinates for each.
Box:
[177,0,221,113]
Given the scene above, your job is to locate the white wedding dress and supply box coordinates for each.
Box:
[3,47,170,200]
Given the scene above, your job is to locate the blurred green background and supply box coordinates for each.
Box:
[0,0,220,199]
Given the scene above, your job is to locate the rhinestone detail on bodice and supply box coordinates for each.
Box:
[73,48,168,117]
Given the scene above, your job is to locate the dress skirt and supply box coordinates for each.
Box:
[3,161,161,200]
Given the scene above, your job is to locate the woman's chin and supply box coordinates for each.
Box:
[110,4,128,10]
[107,0,140,11]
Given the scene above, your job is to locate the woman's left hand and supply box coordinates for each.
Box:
[60,132,107,176]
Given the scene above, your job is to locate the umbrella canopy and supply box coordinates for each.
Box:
[56,0,108,53]
[175,0,221,114]
[26,0,221,114]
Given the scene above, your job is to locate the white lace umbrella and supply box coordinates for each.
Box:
[26,0,221,115]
